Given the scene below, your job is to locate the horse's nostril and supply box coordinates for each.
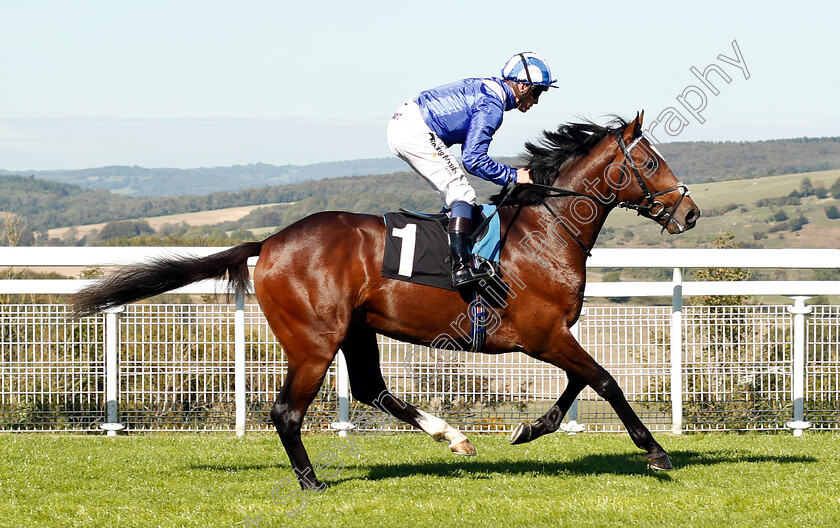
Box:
[685,208,701,226]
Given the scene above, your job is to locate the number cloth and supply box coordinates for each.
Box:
[381,205,501,291]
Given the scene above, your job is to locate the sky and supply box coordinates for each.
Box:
[0,0,838,170]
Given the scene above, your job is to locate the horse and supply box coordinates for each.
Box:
[71,111,701,490]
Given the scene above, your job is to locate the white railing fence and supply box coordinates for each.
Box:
[1,248,839,436]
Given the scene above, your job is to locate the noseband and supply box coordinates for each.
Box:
[614,132,690,233]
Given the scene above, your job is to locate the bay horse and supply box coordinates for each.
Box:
[71,111,701,489]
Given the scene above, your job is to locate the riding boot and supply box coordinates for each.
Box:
[449,216,492,288]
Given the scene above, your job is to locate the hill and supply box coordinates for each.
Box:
[656,137,840,183]
[0,159,406,197]
[5,168,837,253]
[0,170,506,236]
[3,136,840,197]
[46,203,292,241]
[2,136,840,248]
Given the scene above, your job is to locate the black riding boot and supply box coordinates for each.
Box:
[449,216,492,288]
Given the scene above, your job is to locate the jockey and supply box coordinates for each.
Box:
[387,52,557,288]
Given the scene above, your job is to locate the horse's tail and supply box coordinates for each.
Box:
[69,241,264,318]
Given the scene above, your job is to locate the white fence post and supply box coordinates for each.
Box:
[671,268,683,435]
[786,296,812,437]
[3,247,840,435]
[100,306,125,436]
[561,309,586,434]
[234,290,247,438]
[331,349,353,437]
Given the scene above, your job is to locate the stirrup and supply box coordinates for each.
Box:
[452,265,492,287]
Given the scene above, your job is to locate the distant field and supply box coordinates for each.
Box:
[46,169,840,249]
[602,169,840,249]
[48,202,289,240]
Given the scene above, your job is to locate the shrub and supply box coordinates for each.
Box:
[98,220,154,240]
[831,177,840,199]
[602,270,621,282]
[692,231,751,306]
[702,203,740,218]
[771,210,789,222]
[789,215,809,231]
[800,177,814,196]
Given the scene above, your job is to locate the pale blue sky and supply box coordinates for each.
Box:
[0,0,837,170]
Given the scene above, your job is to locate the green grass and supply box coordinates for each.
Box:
[2,432,840,527]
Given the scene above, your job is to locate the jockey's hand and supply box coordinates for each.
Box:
[516,168,533,184]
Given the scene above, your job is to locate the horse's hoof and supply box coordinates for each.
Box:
[510,422,533,445]
[646,453,674,471]
[450,438,477,456]
[299,478,328,491]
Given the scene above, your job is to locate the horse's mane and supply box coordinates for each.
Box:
[491,117,629,206]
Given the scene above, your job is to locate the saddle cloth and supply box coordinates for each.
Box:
[381,204,501,291]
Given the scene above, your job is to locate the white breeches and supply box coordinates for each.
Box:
[387,101,477,208]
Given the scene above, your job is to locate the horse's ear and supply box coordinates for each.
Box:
[623,111,643,141]
[632,111,644,138]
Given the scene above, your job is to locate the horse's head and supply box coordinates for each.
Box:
[610,111,701,234]
[499,113,701,235]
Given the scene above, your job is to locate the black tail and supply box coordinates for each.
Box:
[69,241,264,318]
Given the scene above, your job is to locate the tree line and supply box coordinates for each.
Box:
[2,135,840,244]
[0,172,478,233]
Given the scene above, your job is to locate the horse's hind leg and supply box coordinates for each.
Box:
[270,350,335,491]
[342,325,476,455]
[510,373,585,445]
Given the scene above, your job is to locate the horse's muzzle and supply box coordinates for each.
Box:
[665,201,702,234]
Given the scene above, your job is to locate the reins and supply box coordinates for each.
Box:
[467,169,603,254]
[493,130,692,256]
[468,180,517,245]
[518,182,612,257]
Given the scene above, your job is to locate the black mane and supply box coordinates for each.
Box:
[491,117,629,206]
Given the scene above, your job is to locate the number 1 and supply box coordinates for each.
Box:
[393,223,417,277]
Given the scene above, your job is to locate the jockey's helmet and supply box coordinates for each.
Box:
[501,52,558,88]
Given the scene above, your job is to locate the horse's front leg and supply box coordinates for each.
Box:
[518,331,673,471]
[510,373,585,444]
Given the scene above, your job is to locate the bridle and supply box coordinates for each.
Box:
[514,130,692,254]
[613,132,690,234]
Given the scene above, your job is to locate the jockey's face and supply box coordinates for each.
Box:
[517,84,546,113]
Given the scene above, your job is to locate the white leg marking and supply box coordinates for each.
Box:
[415,409,467,446]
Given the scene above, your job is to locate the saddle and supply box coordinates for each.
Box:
[381,204,501,291]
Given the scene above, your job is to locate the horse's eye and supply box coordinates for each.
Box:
[646,159,657,171]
